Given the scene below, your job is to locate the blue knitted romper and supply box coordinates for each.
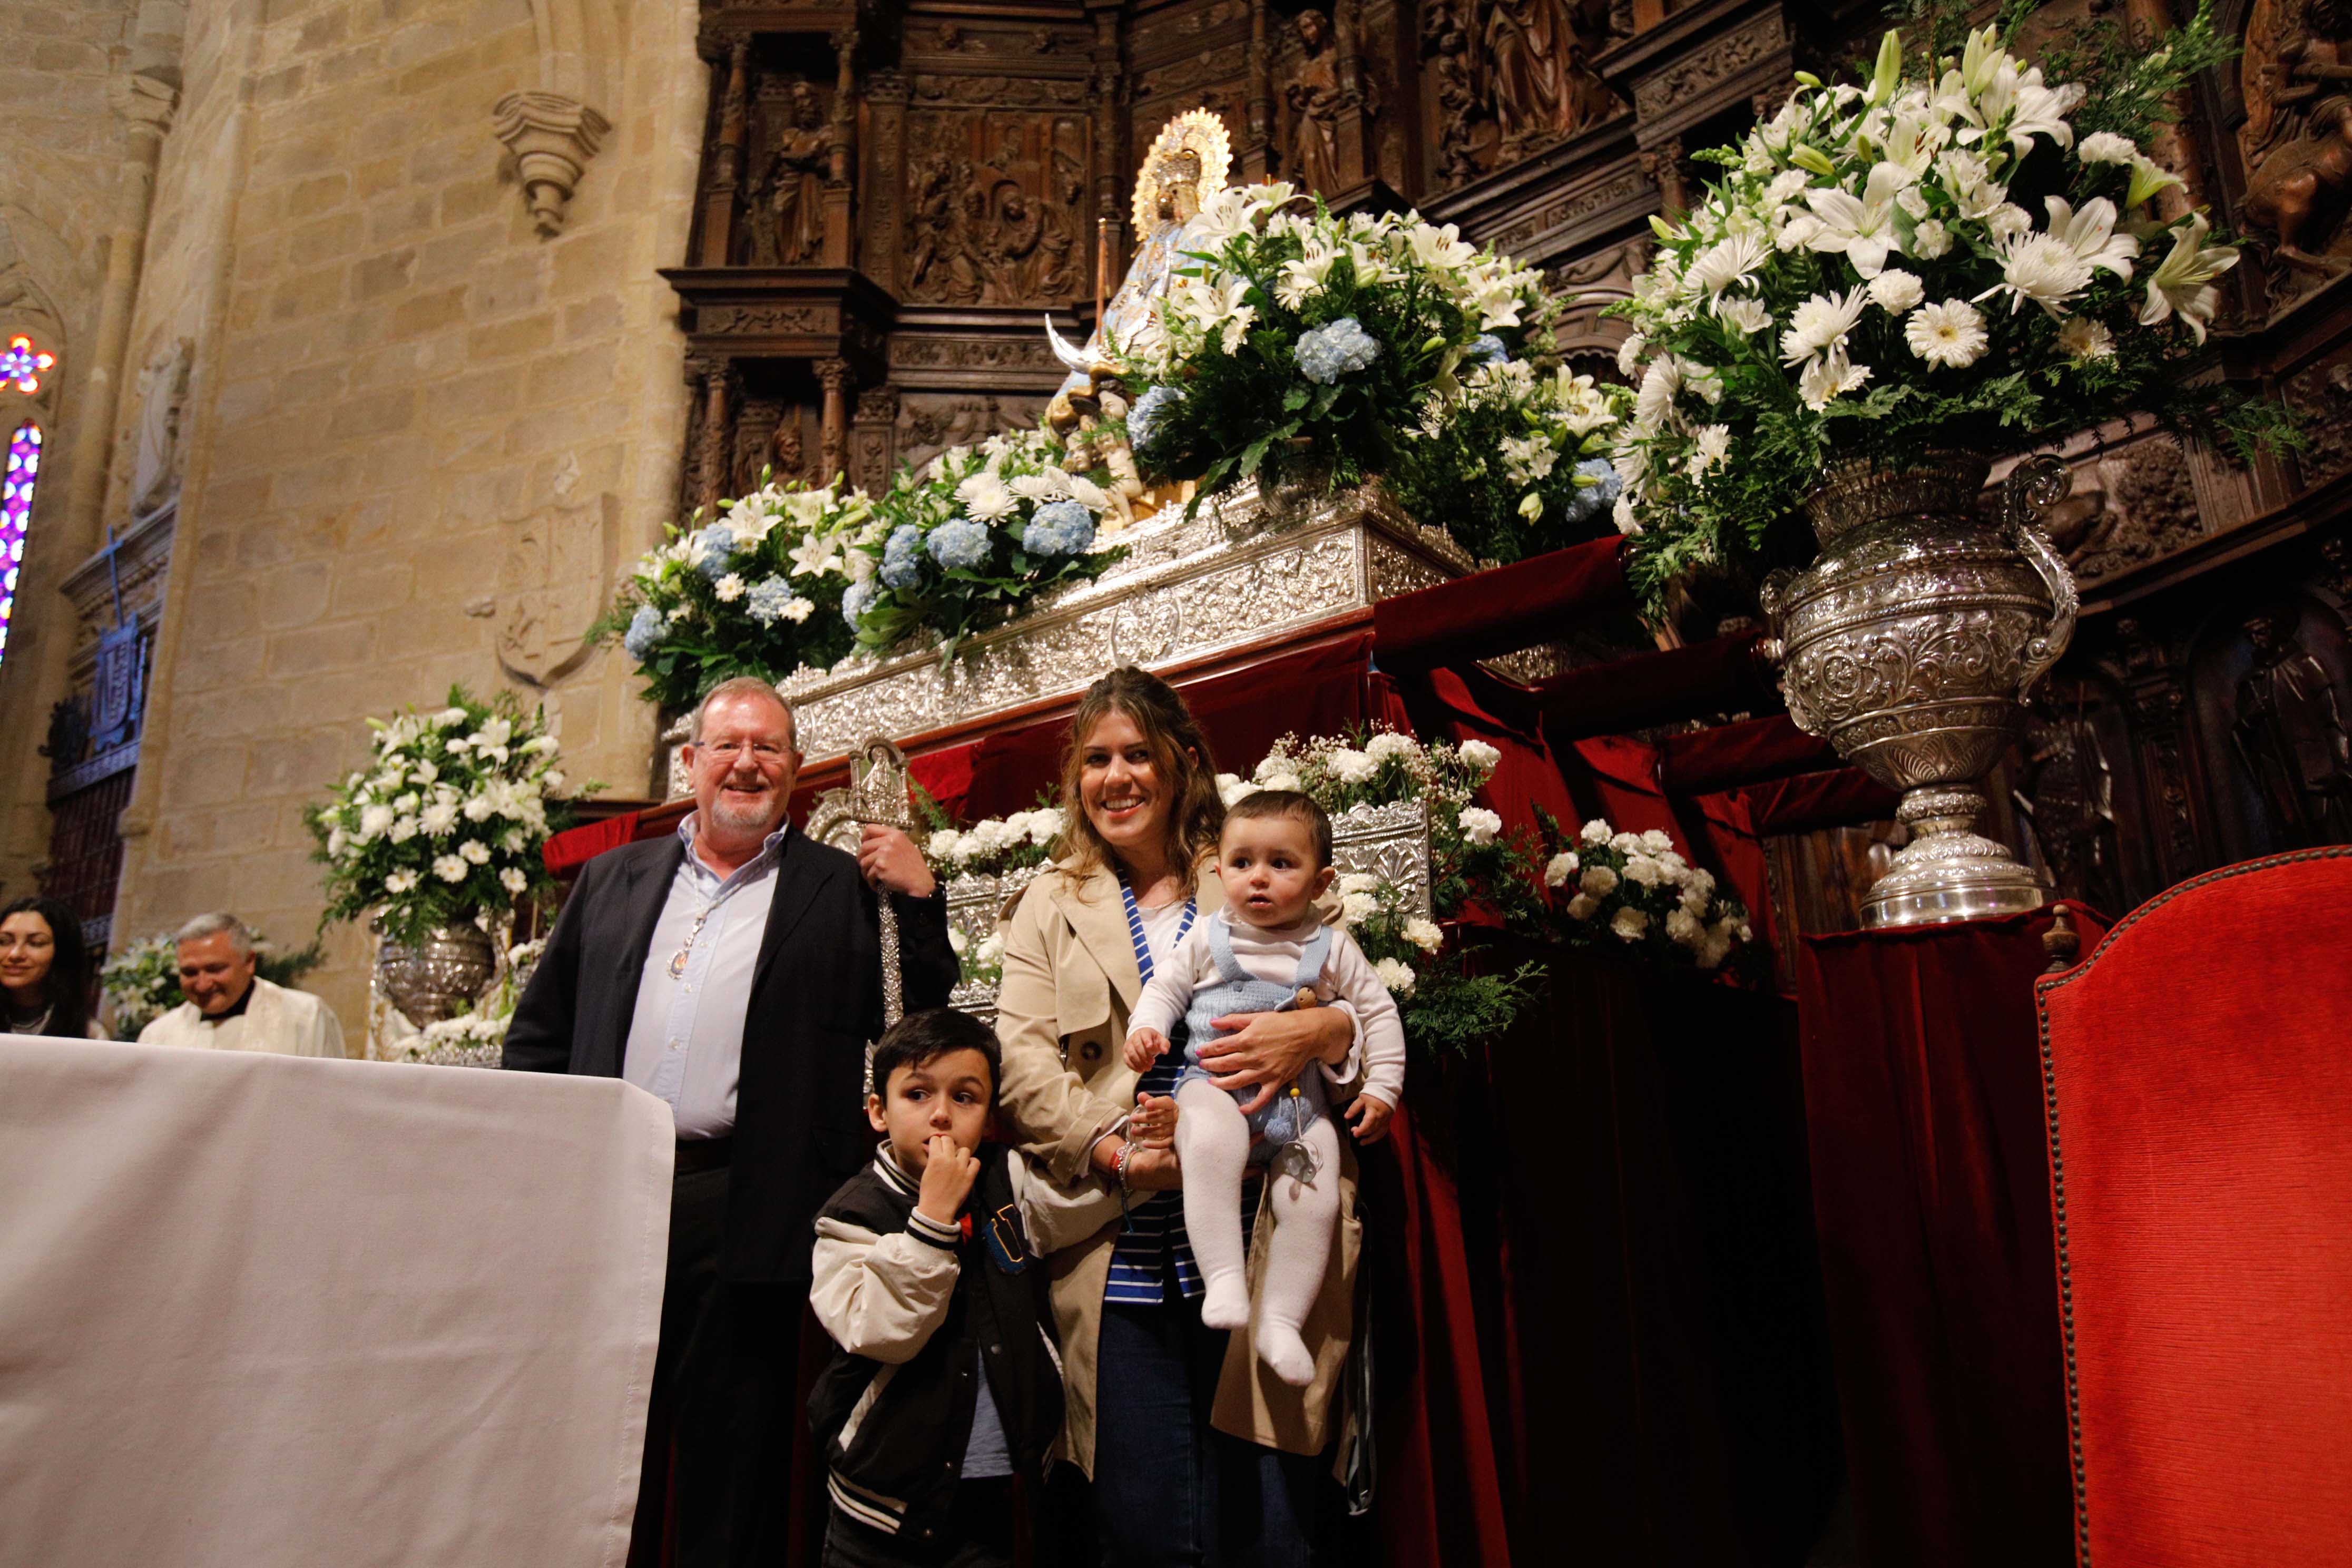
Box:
[1171,910,1333,1151]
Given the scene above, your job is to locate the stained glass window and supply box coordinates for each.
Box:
[0,335,53,395]
[1,422,40,666]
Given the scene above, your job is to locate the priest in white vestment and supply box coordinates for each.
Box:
[138,912,345,1058]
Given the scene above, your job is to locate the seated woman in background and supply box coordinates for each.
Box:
[0,895,104,1040]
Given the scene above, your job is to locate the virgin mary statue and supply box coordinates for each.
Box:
[1044,110,1231,512]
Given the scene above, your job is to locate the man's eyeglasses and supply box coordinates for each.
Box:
[693,740,792,762]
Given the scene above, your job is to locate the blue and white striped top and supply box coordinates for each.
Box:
[1103,886,1259,1306]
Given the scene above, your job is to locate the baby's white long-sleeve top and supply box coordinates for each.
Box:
[1128,911,1408,1109]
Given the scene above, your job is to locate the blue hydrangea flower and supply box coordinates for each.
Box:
[842,578,879,630]
[1465,334,1510,366]
[1295,316,1381,385]
[879,525,926,589]
[689,524,738,581]
[1022,499,1095,557]
[744,575,800,625]
[622,604,665,659]
[927,517,993,572]
[1562,457,1624,526]
[1127,385,1184,454]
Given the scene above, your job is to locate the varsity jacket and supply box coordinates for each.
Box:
[808,1142,1121,1543]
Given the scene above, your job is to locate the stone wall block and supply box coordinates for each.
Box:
[266,620,376,678]
[165,742,257,808]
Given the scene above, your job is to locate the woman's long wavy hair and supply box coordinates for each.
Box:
[1051,667,1226,891]
[0,895,94,1040]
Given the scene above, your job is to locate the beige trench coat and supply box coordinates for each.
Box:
[994,857,1365,1478]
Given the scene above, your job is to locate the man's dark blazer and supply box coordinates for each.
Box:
[503,825,958,1284]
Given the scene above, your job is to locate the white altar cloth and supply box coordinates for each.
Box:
[0,1037,672,1568]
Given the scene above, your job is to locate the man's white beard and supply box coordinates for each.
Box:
[708,783,779,836]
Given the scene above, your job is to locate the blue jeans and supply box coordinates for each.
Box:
[1092,1294,1318,1567]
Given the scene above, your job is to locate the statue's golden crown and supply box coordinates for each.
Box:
[1132,109,1232,234]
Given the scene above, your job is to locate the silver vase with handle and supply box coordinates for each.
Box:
[375,920,499,1028]
[1760,452,2077,929]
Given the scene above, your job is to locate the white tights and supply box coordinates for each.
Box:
[1173,1077,1341,1387]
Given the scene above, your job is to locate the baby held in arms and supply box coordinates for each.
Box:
[1124,790,1406,1385]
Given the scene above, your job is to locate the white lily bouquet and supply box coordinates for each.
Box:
[602,478,875,712]
[305,687,585,947]
[1608,6,2290,608]
[1118,184,1557,501]
[1541,818,1756,972]
[855,428,1125,665]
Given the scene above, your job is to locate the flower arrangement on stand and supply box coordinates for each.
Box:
[1538,817,1759,975]
[1115,184,1557,501]
[917,799,1066,993]
[403,937,546,1065]
[1388,359,1635,565]
[304,686,585,949]
[599,477,876,712]
[855,429,1126,665]
[99,930,325,1041]
[1605,4,2289,606]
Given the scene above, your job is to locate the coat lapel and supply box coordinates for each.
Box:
[1047,859,1226,1012]
[753,828,836,995]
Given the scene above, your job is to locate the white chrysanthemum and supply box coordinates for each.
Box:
[2079,130,2135,165]
[1905,299,1988,367]
[1611,907,1650,942]
[1544,850,1580,887]
[458,839,490,865]
[1616,332,1647,376]
[1688,424,1732,479]
[1374,956,1418,995]
[1613,495,1642,535]
[358,803,395,839]
[1780,288,1867,366]
[1634,357,1684,428]
[1868,270,1925,315]
[1689,231,1770,295]
[385,870,418,895]
[1798,350,1872,410]
[1715,295,1772,335]
[501,866,529,896]
[957,472,1021,520]
[433,854,467,883]
[713,573,746,602]
[419,800,460,836]
[2058,317,2115,361]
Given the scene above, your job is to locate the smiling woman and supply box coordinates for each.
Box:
[988,665,1368,1565]
[0,896,96,1041]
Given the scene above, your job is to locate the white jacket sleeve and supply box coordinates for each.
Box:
[1322,927,1407,1108]
[1006,1153,1125,1257]
[808,1214,963,1364]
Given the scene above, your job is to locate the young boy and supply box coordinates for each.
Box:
[1124,789,1408,1385]
[808,1007,1119,1567]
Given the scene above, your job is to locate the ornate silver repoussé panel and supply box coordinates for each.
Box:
[779,484,1472,766]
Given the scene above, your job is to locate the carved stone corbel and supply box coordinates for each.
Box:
[492,90,612,237]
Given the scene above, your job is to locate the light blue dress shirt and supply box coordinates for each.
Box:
[621,813,788,1140]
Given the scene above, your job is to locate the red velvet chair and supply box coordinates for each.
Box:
[2036,847,2352,1567]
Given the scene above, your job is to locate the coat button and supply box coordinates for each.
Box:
[1081,1041,1101,1061]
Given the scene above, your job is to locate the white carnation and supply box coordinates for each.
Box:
[1327,748,1377,783]
[2079,131,2135,165]
[1544,851,1580,887]
[1565,893,1601,921]
[1403,918,1445,954]
[1580,865,1619,897]
[1868,269,1925,315]
[1457,807,1503,846]
[1622,854,1663,887]
[1640,829,1672,854]
[1611,907,1650,942]
[1374,956,1418,995]
[1367,732,1419,762]
[1665,907,1706,947]
[1581,819,1613,846]
[1457,739,1501,777]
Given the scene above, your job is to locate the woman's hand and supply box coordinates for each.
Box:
[1196,1005,1354,1115]
[1120,1144,1183,1191]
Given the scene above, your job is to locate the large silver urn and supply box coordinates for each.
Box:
[1760,453,2077,928]
[376,920,499,1028]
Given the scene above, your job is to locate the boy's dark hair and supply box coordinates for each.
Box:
[870,1007,1003,1102]
[1221,789,1332,868]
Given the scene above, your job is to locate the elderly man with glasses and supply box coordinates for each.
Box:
[504,675,957,1568]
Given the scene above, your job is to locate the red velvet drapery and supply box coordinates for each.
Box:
[1796,904,2109,1568]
